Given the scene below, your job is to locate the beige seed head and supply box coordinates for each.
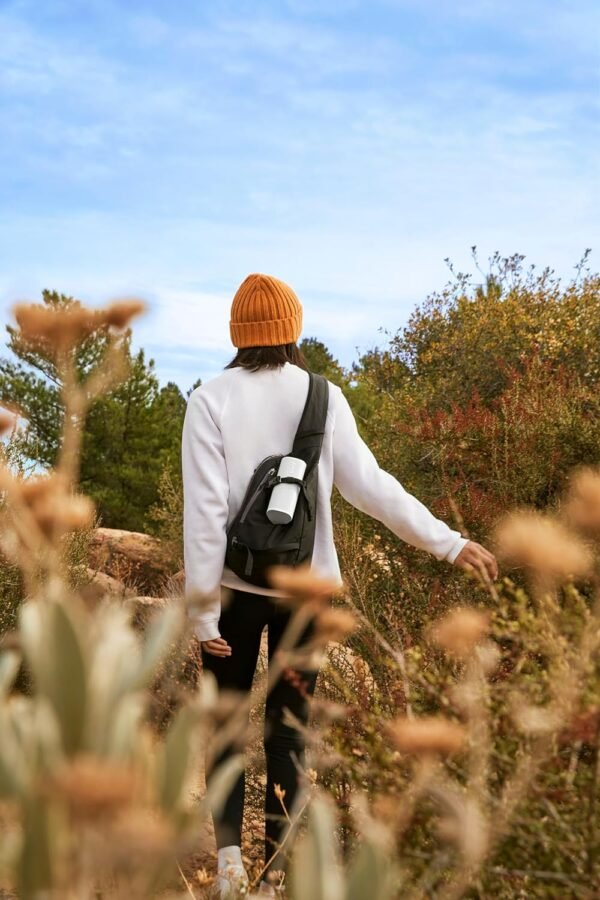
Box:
[562,466,600,532]
[475,641,501,675]
[313,607,359,643]
[19,471,66,502]
[266,561,345,607]
[429,607,491,658]
[43,756,139,820]
[387,716,466,757]
[103,299,147,329]
[19,474,94,536]
[13,302,102,351]
[54,494,96,530]
[511,699,563,735]
[494,508,593,579]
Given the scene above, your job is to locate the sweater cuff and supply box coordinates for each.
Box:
[192,619,221,642]
[444,535,470,565]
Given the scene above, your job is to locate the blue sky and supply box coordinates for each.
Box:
[1,0,598,393]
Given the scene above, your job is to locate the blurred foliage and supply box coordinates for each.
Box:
[0,435,95,642]
[0,294,241,899]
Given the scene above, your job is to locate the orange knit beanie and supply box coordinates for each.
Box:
[229,273,303,348]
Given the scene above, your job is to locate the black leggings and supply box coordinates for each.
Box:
[200,588,320,877]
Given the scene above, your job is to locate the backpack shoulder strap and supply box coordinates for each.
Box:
[291,371,329,468]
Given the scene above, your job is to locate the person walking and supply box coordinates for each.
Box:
[181,273,498,898]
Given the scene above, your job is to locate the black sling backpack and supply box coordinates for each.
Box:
[224,370,329,588]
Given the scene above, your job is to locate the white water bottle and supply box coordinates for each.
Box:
[266,456,307,524]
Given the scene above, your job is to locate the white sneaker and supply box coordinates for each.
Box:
[257,880,276,896]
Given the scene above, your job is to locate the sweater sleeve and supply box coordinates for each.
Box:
[181,387,229,642]
[331,387,468,564]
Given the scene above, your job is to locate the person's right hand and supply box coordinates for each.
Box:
[201,637,232,657]
[454,540,498,584]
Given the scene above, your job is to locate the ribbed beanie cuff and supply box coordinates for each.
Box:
[230,313,302,348]
[229,273,303,348]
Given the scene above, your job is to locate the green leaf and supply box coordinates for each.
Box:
[18,799,55,899]
[199,754,245,822]
[20,600,88,756]
[288,792,344,900]
[346,835,396,900]
[0,711,28,798]
[103,694,144,760]
[0,650,20,696]
[157,705,199,812]
[130,602,184,691]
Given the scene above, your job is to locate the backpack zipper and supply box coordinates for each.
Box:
[239,466,277,524]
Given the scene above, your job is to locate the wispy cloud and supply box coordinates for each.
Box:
[0,0,597,390]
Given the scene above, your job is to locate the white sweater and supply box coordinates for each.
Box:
[181,361,469,641]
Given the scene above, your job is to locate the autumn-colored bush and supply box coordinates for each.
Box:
[318,254,600,896]
[389,249,600,408]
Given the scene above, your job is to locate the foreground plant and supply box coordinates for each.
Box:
[0,298,244,899]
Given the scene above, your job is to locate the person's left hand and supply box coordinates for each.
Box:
[454,540,498,584]
[201,637,232,657]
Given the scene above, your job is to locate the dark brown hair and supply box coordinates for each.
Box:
[224,342,309,373]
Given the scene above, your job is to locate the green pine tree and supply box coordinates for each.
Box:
[299,337,347,385]
[0,290,186,532]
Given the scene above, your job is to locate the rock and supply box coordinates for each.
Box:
[123,594,168,630]
[77,567,133,609]
[88,527,175,594]
[85,566,129,596]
